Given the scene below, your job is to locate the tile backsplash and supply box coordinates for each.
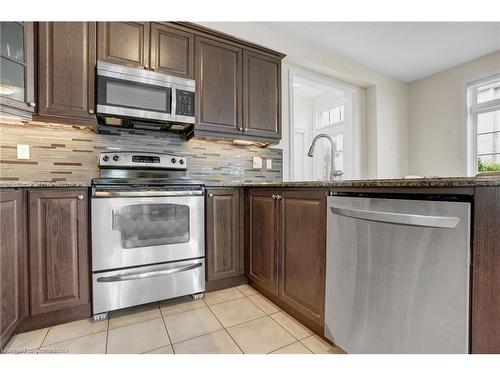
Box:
[0,120,282,185]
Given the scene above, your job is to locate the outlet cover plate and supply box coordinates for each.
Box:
[17,144,30,160]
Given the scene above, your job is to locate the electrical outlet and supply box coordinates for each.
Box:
[266,159,272,170]
[252,156,262,169]
[17,144,30,160]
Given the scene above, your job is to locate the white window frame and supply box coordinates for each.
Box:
[462,71,500,176]
[316,104,345,130]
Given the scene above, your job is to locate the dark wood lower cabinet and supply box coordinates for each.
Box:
[28,189,90,316]
[246,188,326,335]
[0,190,28,348]
[472,187,500,354]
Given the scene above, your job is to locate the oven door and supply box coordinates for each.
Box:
[96,70,175,122]
[91,193,204,271]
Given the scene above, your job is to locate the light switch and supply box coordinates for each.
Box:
[266,159,272,170]
[252,156,262,169]
[17,144,30,160]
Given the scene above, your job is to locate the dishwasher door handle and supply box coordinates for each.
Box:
[330,206,460,228]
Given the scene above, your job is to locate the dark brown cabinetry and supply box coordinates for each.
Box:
[242,50,281,139]
[246,188,326,334]
[206,188,243,282]
[97,22,150,69]
[195,37,242,135]
[0,22,35,118]
[28,189,90,316]
[150,23,194,78]
[0,190,28,348]
[246,189,279,296]
[37,22,97,124]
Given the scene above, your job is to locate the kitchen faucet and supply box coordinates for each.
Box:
[307,134,344,181]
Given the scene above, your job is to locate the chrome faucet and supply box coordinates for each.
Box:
[307,134,344,181]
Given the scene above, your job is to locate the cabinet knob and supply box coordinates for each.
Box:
[208,193,214,198]
[77,194,84,200]
[272,194,277,200]
[277,195,282,200]
[27,102,36,107]
[150,66,157,71]
[88,109,94,114]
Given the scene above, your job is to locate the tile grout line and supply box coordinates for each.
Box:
[38,327,51,351]
[158,302,176,354]
[205,302,244,354]
[267,313,315,342]
[40,327,108,349]
[104,316,110,354]
[268,340,313,354]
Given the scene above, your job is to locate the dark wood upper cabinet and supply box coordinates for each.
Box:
[246,189,279,296]
[97,22,150,69]
[28,189,89,316]
[0,190,28,348]
[0,22,35,118]
[278,190,326,329]
[195,36,242,135]
[206,188,243,281]
[242,50,281,140]
[36,22,96,124]
[150,23,194,78]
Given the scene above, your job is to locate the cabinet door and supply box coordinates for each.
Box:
[97,22,150,69]
[37,22,96,124]
[242,50,281,140]
[206,188,242,281]
[0,190,28,348]
[279,190,326,328]
[247,189,279,296]
[29,189,89,315]
[0,22,35,116]
[150,23,194,78]
[195,36,242,135]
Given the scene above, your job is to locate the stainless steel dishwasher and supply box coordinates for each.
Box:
[325,195,471,354]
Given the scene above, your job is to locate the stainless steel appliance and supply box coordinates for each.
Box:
[325,195,471,353]
[91,151,204,319]
[96,61,195,136]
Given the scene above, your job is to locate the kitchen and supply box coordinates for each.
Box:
[0,4,499,370]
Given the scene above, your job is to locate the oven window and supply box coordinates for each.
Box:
[112,204,189,248]
[105,80,171,112]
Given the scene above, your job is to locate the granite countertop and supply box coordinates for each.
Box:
[2,176,500,189]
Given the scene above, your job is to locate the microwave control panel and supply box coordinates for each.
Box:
[176,90,195,117]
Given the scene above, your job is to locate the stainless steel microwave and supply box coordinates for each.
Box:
[96,61,195,128]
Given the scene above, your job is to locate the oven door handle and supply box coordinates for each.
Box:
[93,190,204,197]
[96,262,203,283]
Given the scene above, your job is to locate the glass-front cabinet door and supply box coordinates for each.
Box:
[0,22,35,117]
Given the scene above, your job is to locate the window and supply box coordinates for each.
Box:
[318,104,344,128]
[466,74,500,174]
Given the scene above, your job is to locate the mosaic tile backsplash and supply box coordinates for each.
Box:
[0,120,282,185]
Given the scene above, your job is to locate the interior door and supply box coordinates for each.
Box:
[246,189,278,296]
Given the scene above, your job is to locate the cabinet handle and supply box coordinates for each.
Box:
[88,109,94,114]
[208,193,214,198]
[77,194,84,200]
[150,66,157,71]
[276,194,282,200]
[272,194,277,200]
[244,127,249,131]
[27,102,36,107]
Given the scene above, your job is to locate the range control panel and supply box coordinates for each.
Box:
[99,152,186,170]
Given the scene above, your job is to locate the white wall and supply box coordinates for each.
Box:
[408,51,500,176]
[197,22,409,179]
[292,94,314,180]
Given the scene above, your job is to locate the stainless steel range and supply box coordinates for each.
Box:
[91,151,205,319]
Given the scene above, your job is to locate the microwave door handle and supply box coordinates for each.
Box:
[171,85,177,119]
[96,262,203,283]
[330,206,460,229]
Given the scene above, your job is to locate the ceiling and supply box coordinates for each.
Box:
[262,22,500,83]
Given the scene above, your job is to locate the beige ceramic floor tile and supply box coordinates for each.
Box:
[43,318,108,346]
[270,311,313,340]
[40,332,107,354]
[203,287,244,305]
[236,284,258,297]
[107,318,170,354]
[248,293,280,315]
[5,327,49,353]
[174,330,242,354]
[159,295,206,316]
[109,303,161,330]
[301,335,340,354]
[270,341,313,354]
[163,307,222,344]
[143,345,174,354]
[209,298,265,327]
[227,316,295,354]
